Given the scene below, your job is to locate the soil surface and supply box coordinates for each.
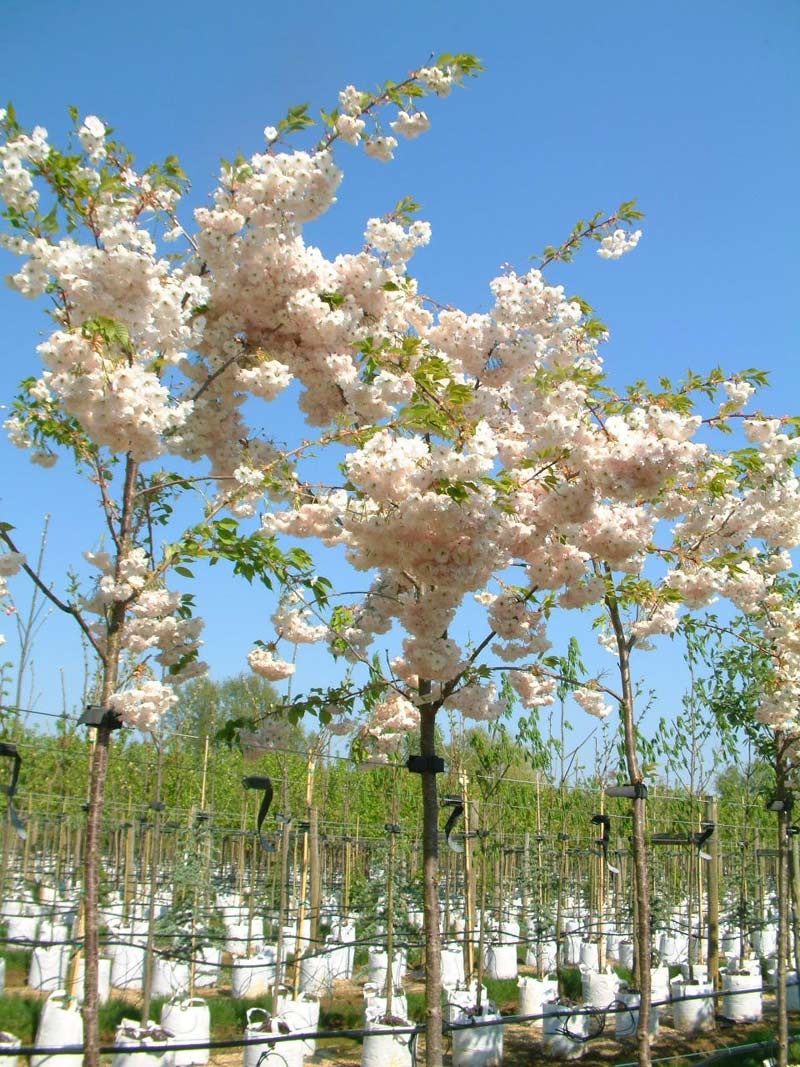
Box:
[2,969,782,1065]
[206,977,781,1066]
[206,1015,778,1067]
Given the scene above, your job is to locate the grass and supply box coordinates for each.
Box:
[557,966,583,1002]
[0,993,40,1044]
[0,996,168,1045]
[99,997,142,1037]
[483,977,518,1010]
[319,999,362,1030]
[1,949,32,986]
[0,991,297,1046]
[405,990,425,1022]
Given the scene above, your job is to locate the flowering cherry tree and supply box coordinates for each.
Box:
[3,52,799,1067]
[254,313,800,1063]
[684,572,800,1067]
[0,56,482,1064]
[236,227,800,1063]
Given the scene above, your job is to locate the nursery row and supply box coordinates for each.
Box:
[0,902,798,1066]
[1,688,798,1064]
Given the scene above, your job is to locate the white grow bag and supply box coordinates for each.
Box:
[484,943,517,981]
[68,954,112,1004]
[7,914,38,943]
[614,990,659,1039]
[451,1007,503,1067]
[651,965,670,1006]
[160,997,210,1067]
[298,951,333,997]
[31,991,83,1067]
[110,943,145,991]
[562,933,582,966]
[193,946,221,989]
[670,978,714,1033]
[581,967,618,1009]
[112,1020,174,1067]
[542,1000,587,1060]
[326,935,354,982]
[276,992,321,1058]
[441,945,466,988]
[243,1008,272,1067]
[617,940,634,970]
[29,946,68,992]
[361,1011,413,1067]
[363,985,408,1031]
[720,970,762,1023]
[518,974,557,1025]
[231,949,277,999]
[366,948,406,990]
[498,919,520,945]
[579,941,600,971]
[151,957,190,998]
[525,938,558,972]
[243,1010,306,1067]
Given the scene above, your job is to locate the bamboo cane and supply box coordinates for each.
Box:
[385,770,399,1014]
[597,790,606,970]
[273,765,291,1012]
[705,796,720,989]
[140,742,164,1027]
[291,746,318,994]
[462,770,476,983]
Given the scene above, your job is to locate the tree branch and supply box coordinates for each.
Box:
[0,525,105,663]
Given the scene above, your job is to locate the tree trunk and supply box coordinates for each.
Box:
[385,776,399,1014]
[83,455,138,1067]
[789,835,800,993]
[83,722,112,1067]
[776,818,789,1067]
[629,788,652,1065]
[775,739,790,1067]
[606,589,652,1067]
[273,767,291,1015]
[420,701,443,1067]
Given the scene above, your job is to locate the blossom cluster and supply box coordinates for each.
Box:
[272,595,328,644]
[107,679,178,733]
[739,583,800,735]
[358,690,420,759]
[78,548,206,726]
[444,680,507,721]
[247,646,296,681]
[239,717,295,761]
[572,686,613,720]
[0,551,25,649]
[597,228,642,259]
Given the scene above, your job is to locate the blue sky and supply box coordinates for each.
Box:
[0,0,798,762]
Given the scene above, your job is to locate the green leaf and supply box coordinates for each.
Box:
[277,103,315,135]
[319,291,345,309]
[391,196,421,224]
